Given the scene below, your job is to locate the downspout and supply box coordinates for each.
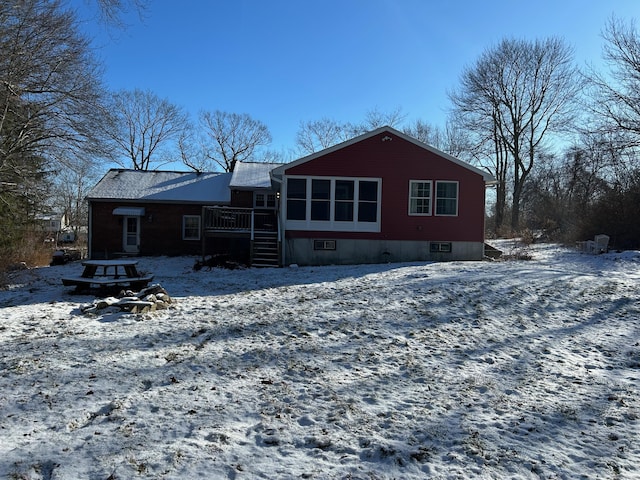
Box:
[271,174,285,267]
[277,211,282,267]
[201,206,205,261]
[87,201,93,259]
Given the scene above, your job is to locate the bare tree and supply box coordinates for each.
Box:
[450,37,582,231]
[296,118,347,155]
[197,110,272,172]
[403,120,444,147]
[106,89,188,170]
[361,106,406,130]
[295,108,407,155]
[343,106,407,139]
[588,16,640,152]
[1,0,108,261]
[51,157,99,239]
[94,0,147,27]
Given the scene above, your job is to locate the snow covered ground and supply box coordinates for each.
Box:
[1,241,639,479]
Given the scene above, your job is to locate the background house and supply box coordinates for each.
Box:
[86,127,495,265]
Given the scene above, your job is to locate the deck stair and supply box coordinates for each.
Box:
[251,232,279,267]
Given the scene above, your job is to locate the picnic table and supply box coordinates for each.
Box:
[62,259,154,292]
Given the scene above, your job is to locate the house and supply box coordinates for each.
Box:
[37,213,66,235]
[36,212,79,244]
[87,126,495,265]
[86,164,282,263]
[86,170,233,259]
[271,126,495,265]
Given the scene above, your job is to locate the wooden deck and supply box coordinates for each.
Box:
[202,207,277,236]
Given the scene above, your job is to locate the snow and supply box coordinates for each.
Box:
[88,169,232,203]
[229,162,283,189]
[1,242,639,479]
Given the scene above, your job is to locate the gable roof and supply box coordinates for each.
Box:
[229,161,283,189]
[271,126,496,184]
[87,169,232,204]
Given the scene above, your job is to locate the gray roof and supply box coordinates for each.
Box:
[229,161,282,189]
[87,169,232,204]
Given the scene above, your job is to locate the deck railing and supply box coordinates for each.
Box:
[203,207,277,235]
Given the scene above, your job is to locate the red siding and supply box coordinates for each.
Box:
[284,131,486,242]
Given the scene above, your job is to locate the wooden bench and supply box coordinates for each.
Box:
[62,260,154,292]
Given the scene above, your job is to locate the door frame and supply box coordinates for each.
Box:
[122,216,140,254]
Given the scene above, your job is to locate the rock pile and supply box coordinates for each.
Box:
[81,284,175,315]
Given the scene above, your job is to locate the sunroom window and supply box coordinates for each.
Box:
[335,180,354,221]
[286,178,306,220]
[358,180,379,222]
[311,179,331,221]
[285,177,381,232]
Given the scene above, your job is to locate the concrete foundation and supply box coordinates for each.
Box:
[283,238,484,266]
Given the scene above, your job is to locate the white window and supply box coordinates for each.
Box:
[284,177,381,232]
[254,192,277,209]
[183,215,201,240]
[435,181,458,216]
[409,180,432,215]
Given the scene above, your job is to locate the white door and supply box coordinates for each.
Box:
[123,216,140,253]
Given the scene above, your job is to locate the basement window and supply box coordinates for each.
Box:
[314,240,336,250]
[430,242,452,253]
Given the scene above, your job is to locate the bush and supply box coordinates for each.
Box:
[0,230,53,274]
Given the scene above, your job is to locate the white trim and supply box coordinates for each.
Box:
[435,181,459,216]
[283,176,382,232]
[408,180,433,216]
[254,191,277,209]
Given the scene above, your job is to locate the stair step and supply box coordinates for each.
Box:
[252,236,279,267]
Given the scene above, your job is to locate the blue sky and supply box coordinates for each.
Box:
[75,0,639,158]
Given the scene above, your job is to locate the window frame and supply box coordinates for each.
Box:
[430,242,452,253]
[182,215,201,241]
[408,180,433,216]
[286,178,307,221]
[254,191,277,209]
[435,181,459,216]
[311,179,332,221]
[284,176,382,232]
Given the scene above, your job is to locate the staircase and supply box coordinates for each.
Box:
[251,232,280,267]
